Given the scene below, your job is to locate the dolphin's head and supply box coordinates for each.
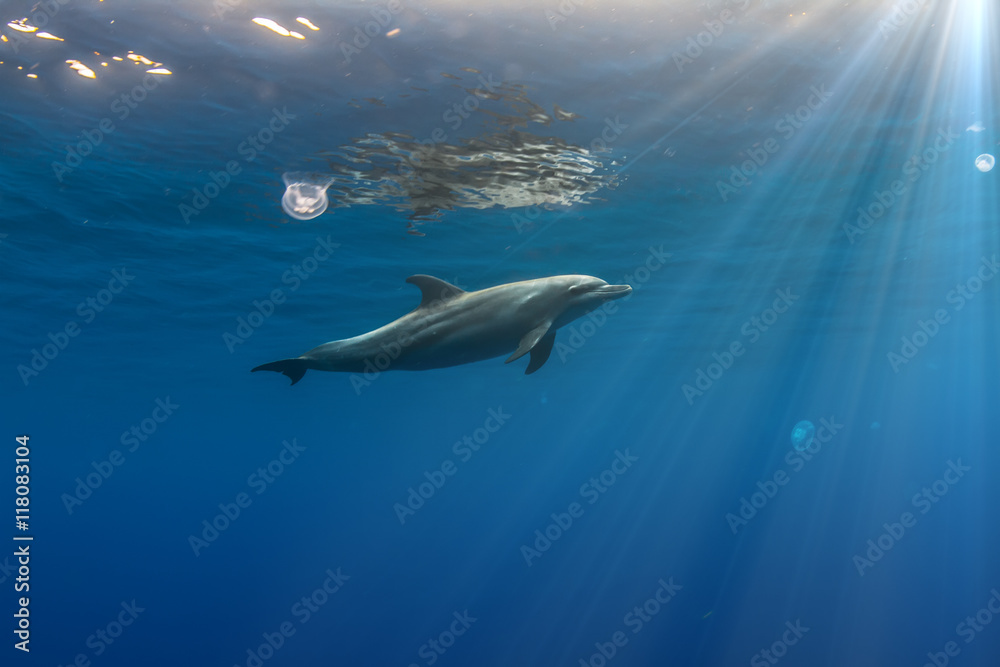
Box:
[552,275,632,328]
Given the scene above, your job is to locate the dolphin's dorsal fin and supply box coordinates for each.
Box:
[406,275,466,309]
[505,321,553,365]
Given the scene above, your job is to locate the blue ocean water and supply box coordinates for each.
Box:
[3,0,1000,665]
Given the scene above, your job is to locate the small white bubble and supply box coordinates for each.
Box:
[281,172,335,220]
[975,154,995,173]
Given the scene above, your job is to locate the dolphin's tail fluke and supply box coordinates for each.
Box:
[251,358,309,385]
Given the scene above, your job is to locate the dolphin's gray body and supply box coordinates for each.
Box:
[252,274,632,385]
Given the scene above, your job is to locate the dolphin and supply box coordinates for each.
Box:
[251,274,632,385]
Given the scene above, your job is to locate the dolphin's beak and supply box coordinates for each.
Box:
[596,284,632,298]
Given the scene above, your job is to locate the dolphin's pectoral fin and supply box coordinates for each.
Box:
[525,331,556,375]
[505,322,553,365]
[406,275,466,308]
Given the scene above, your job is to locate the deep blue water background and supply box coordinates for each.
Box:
[3,0,1000,665]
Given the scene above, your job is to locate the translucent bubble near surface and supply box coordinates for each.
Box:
[975,154,995,173]
[281,172,335,220]
[790,420,815,452]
